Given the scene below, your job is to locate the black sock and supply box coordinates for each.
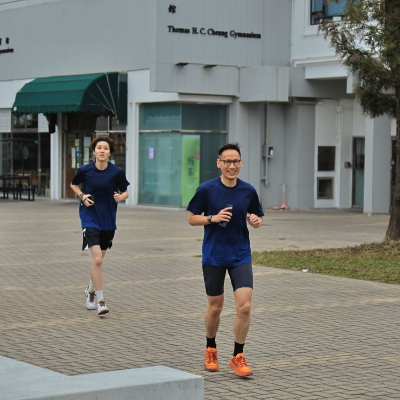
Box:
[233,342,244,356]
[206,336,216,349]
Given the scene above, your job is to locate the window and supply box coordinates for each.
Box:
[139,103,227,131]
[318,146,335,171]
[317,178,334,199]
[12,114,38,131]
[311,0,347,25]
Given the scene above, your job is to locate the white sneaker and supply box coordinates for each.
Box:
[97,300,109,315]
[85,287,96,310]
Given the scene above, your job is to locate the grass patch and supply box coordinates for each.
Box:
[252,242,400,284]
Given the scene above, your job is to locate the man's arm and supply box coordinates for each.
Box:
[188,208,232,226]
[188,212,211,226]
[114,190,129,202]
[247,214,263,228]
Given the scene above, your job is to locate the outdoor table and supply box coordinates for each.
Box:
[0,175,35,201]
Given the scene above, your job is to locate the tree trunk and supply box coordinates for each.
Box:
[385,85,400,241]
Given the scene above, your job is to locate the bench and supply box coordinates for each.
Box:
[0,186,10,199]
[12,184,35,201]
[0,356,204,400]
[0,176,35,201]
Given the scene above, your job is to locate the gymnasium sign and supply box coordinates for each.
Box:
[167,25,261,39]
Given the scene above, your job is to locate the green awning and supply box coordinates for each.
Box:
[12,72,127,123]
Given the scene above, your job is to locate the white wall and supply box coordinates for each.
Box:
[364,116,391,213]
[282,103,315,209]
[292,0,340,64]
[261,103,286,208]
[0,0,61,6]
[291,0,349,94]
[314,100,337,208]
[352,100,366,138]
[154,0,263,67]
[0,0,289,83]
[338,102,353,208]
[314,99,353,208]
[0,0,154,80]
[50,113,62,199]
[0,79,32,108]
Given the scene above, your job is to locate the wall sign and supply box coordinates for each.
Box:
[0,37,14,55]
[167,25,261,39]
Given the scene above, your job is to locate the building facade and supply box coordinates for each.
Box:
[0,0,393,212]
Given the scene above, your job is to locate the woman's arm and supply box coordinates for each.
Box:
[70,183,93,206]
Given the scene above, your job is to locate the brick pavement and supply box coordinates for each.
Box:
[1,199,399,399]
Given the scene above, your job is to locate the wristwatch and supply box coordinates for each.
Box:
[207,215,213,224]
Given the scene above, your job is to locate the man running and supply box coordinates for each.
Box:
[187,142,264,377]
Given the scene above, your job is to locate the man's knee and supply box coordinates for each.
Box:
[208,299,223,317]
[236,300,251,317]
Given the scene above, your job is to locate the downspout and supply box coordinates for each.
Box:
[261,103,269,186]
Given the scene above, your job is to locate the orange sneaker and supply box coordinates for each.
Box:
[204,347,219,372]
[229,353,253,376]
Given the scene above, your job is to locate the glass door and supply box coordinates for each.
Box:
[139,133,182,206]
[64,132,94,198]
[353,138,365,207]
[139,132,226,207]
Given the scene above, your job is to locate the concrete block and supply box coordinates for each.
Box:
[0,357,203,400]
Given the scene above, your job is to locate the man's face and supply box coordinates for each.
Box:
[216,149,242,181]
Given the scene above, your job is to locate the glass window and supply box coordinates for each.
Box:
[139,103,228,131]
[96,116,127,132]
[317,178,334,199]
[12,114,38,130]
[200,133,226,182]
[318,146,335,171]
[109,133,126,172]
[139,103,181,130]
[311,0,347,25]
[182,104,227,131]
[311,0,323,12]
[25,114,38,129]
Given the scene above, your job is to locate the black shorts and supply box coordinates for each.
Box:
[202,262,253,297]
[82,227,115,251]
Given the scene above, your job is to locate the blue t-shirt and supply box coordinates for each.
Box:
[187,177,264,267]
[71,162,130,231]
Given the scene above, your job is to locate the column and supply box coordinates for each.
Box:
[364,116,391,214]
[50,113,62,199]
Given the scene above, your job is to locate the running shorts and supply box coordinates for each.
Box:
[202,262,253,296]
[82,227,115,251]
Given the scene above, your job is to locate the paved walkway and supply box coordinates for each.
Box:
[1,199,399,399]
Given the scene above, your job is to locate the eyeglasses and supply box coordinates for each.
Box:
[218,159,242,166]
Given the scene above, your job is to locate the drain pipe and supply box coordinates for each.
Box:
[261,103,270,186]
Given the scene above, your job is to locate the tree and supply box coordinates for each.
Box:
[319,0,400,241]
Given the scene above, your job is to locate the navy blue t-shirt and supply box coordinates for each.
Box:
[71,162,130,231]
[187,177,264,267]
